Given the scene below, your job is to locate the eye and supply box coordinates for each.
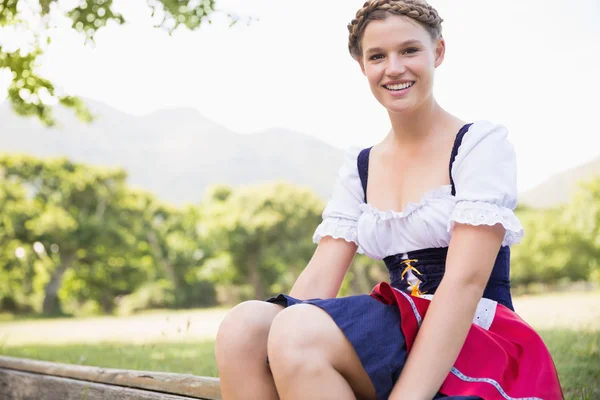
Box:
[369,54,384,61]
[403,47,419,55]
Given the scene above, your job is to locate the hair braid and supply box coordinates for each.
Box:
[348,0,443,60]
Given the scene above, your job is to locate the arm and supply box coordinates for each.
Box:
[289,236,358,300]
[288,146,363,300]
[390,222,506,399]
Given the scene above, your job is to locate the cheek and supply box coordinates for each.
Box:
[365,66,383,87]
[409,57,435,79]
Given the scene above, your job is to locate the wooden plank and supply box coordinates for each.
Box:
[0,368,205,400]
[0,356,221,400]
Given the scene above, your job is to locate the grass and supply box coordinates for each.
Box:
[1,291,599,399]
[0,340,219,378]
[1,331,598,398]
[537,330,600,399]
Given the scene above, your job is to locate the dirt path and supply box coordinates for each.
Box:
[1,291,598,347]
[0,308,230,347]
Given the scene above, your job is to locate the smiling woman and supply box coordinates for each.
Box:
[214,1,563,400]
[350,2,445,118]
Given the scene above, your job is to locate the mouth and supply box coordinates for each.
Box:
[382,81,415,91]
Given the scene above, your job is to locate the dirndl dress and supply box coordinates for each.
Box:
[267,121,563,400]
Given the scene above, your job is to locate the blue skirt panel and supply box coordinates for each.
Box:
[267,293,482,400]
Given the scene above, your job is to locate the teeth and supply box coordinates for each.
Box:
[384,82,414,90]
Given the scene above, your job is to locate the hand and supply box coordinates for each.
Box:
[388,386,431,400]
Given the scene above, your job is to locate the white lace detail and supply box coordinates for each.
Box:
[448,201,524,246]
[418,294,497,330]
[359,185,453,220]
[473,298,497,330]
[312,217,359,245]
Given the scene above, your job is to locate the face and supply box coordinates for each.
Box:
[359,15,445,114]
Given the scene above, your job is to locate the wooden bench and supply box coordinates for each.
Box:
[0,356,221,399]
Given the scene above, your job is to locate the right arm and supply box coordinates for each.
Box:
[290,146,363,300]
[289,237,358,300]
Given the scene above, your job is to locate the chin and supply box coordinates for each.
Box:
[384,93,432,115]
[383,101,418,115]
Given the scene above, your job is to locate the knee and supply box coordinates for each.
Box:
[267,305,328,373]
[215,301,279,364]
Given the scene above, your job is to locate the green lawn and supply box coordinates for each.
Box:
[0,341,219,378]
[1,291,599,399]
[1,330,598,398]
[537,330,599,399]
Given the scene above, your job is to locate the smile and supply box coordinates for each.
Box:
[383,82,415,91]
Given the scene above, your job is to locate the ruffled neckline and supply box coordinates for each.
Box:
[359,184,453,220]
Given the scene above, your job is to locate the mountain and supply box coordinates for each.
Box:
[5,100,598,209]
[0,100,345,204]
[520,157,600,208]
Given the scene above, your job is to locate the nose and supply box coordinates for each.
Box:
[386,54,406,76]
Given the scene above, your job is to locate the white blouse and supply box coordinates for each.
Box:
[312,120,525,259]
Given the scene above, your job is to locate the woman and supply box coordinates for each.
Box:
[215,1,563,399]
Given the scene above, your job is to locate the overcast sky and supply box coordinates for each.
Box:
[1,0,599,192]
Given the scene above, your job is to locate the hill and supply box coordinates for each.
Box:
[520,157,600,208]
[0,100,344,204]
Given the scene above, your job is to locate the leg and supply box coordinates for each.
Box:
[215,300,284,400]
[267,304,378,400]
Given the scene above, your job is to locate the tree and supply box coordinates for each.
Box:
[0,154,135,314]
[201,182,324,300]
[0,153,221,315]
[0,177,41,312]
[0,0,241,125]
[511,207,596,287]
[566,178,600,282]
[116,194,217,311]
[511,179,600,288]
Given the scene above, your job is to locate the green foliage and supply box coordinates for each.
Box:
[0,0,222,125]
[339,254,387,298]
[115,280,176,315]
[68,0,126,40]
[0,154,322,314]
[0,0,18,25]
[148,0,217,32]
[201,182,324,300]
[0,154,219,315]
[512,178,600,288]
[2,152,600,316]
[512,208,595,285]
[568,179,600,248]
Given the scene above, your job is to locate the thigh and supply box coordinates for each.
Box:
[268,304,378,400]
[216,300,284,359]
[274,294,407,400]
[216,301,284,400]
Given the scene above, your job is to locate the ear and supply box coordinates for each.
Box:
[358,59,366,76]
[434,37,446,68]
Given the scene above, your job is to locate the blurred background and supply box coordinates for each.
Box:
[0,0,599,397]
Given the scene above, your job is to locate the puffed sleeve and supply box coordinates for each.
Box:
[448,121,524,246]
[313,146,364,246]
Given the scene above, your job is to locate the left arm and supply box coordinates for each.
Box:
[389,222,506,399]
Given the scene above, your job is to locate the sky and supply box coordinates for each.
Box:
[1,0,599,192]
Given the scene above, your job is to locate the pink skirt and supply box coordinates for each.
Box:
[372,282,564,400]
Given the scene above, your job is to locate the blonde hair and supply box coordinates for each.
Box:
[348,0,443,60]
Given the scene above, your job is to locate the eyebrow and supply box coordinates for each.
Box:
[365,40,424,55]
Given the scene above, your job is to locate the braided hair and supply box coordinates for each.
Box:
[348,0,443,60]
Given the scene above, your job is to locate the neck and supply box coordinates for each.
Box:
[386,97,449,146]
